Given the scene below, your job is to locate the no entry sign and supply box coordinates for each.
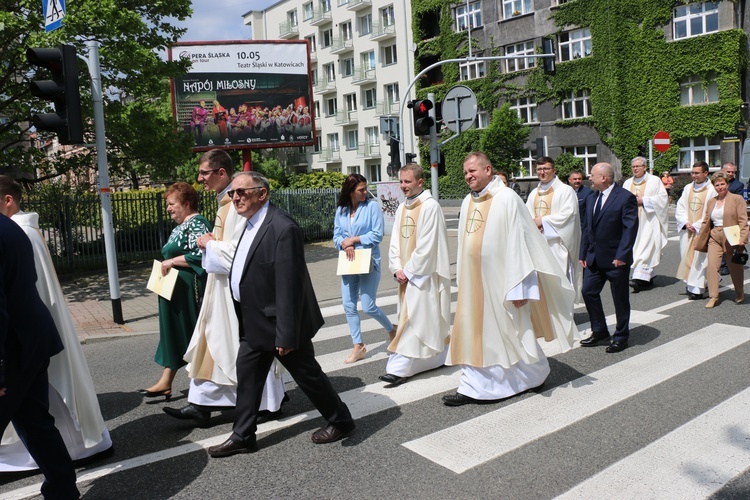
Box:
[654,130,671,153]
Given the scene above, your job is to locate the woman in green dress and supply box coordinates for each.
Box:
[139,182,212,400]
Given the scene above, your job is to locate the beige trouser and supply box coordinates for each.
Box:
[706,226,745,299]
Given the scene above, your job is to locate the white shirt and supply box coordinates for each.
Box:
[230,202,270,301]
[594,183,615,212]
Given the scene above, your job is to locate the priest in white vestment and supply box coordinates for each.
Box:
[623,157,669,292]
[380,164,451,386]
[443,152,578,406]
[0,176,111,471]
[163,150,285,426]
[675,161,716,299]
[525,156,582,298]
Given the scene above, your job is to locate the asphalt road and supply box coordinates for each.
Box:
[2,209,750,499]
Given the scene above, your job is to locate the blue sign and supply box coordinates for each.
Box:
[43,0,66,32]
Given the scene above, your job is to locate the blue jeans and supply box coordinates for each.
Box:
[341,269,393,345]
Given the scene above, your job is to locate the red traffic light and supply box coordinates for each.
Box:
[410,99,435,136]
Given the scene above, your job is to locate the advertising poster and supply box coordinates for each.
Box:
[169,40,315,151]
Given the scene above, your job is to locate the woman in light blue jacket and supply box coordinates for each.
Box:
[334,174,395,363]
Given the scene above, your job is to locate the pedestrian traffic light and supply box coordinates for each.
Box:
[541,38,555,75]
[387,137,401,177]
[26,44,84,145]
[409,99,434,136]
[405,153,417,164]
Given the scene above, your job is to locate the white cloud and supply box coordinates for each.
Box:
[176,0,253,42]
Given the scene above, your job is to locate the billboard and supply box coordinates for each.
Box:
[169,40,315,151]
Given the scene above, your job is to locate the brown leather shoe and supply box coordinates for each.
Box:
[207,438,258,458]
[311,423,354,444]
[705,298,719,309]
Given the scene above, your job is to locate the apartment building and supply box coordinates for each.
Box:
[243,0,417,181]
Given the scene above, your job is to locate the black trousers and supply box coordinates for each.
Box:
[581,263,631,343]
[231,338,354,444]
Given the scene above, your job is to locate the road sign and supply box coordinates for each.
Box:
[654,130,671,153]
[43,0,66,32]
[443,85,477,134]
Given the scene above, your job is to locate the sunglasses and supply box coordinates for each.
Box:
[228,187,263,198]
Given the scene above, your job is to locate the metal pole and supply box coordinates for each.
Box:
[648,139,654,174]
[87,40,123,324]
[428,92,439,200]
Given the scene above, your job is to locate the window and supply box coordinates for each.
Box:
[559,28,592,61]
[674,2,719,39]
[305,34,317,53]
[359,13,372,35]
[314,101,321,120]
[563,146,597,176]
[505,40,536,72]
[341,21,353,41]
[323,63,335,82]
[518,150,534,177]
[303,2,314,20]
[342,57,354,77]
[382,45,397,66]
[326,97,337,117]
[385,83,399,105]
[381,5,395,27]
[363,87,377,109]
[322,28,333,48]
[346,129,359,150]
[367,163,381,182]
[321,0,331,13]
[361,50,376,70]
[365,126,379,143]
[476,110,489,129]
[328,132,340,151]
[347,165,360,174]
[345,93,357,111]
[456,1,481,31]
[314,135,322,153]
[459,60,486,80]
[502,0,532,18]
[678,136,721,171]
[510,96,538,124]
[287,10,298,27]
[311,68,318,85]
[562,90,591,119]
[680,73,719,105]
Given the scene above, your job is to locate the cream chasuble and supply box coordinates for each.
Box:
[675,182,715,287]
[448,179,577,369]
[623,173,669,270]
[387,190,451,359]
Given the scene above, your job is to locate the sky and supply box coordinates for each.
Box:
[174,0,280,42]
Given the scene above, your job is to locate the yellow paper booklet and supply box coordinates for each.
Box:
[146,259,179,300]
[723,225,741,247]
[336,248,372,276]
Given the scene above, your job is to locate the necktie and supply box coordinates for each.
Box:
[594,193,603,217]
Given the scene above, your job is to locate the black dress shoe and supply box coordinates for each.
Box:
[163,404,211,426]
[629,279,641,293]
[605,341,628,353]
[257,409,283,424]
[207,438,258,458]
[687,292,704,300]
[378,373,409,386]
[442,393,500,406]
[580,332,610,347]
[311,423,354,444]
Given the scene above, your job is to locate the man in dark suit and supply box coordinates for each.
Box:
[0,213,79,498]
[208,172,355,458]
[579,163,639,353]
[568,169,593,229]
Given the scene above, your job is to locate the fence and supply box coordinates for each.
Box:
[23,189,339,275]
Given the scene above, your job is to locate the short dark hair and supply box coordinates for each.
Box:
[692,161,709,173]
[337,173,368,209]
[536,156,554,167]
[198,149,233,176]
[568,170,583,179]
[0,175,22,202]
[164,181,200,211]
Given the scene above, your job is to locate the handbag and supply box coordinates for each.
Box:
[732,247,749,265]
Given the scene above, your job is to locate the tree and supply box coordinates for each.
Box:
[0,0,193,186]
[478,104,530,175]
[554,152,585,182]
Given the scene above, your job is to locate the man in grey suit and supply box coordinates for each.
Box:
[208,172,355,458]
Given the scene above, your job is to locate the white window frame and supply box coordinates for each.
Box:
[367,163,382,182]
[326,97,337,117]
[363,88,377,109]
[518,149,534,177]
[385,83,399,105]
[381,5,395,27]
[382,44,397,66]
[322,28,333,48]
[476,110,489,129]
[314,101,321,120]
[323,62,336,82]
[287,10,298,27]
[558,28,592,61]
[305,34,317,53]
[459,60,486,81]
[327,132,340,151]
[361,50,376,70]
[345,93,357,111]
[321,0,331,13]
[359,13,372,36]
[456,1,482,31]
[673,2,719,40]
[505,40,536,72]
[678,136,721,171]
[680,72,719,106]
[502,0,532,19]
[341,21,353,41]
[562,90,591,119]
[510,96,538,124]
[365,126,379,144]
[563,145,597,176]
[341,57,354,77]
[303,2,314,21]
[346,129,359,150]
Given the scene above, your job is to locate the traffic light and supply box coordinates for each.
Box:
[26,44,84,145]
[541,38,555,75]
[405,153,417,164]
[386,137,401,177]
[409,99,434,136]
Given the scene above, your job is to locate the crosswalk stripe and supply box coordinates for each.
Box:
[318,287,457,318]
[401,324,750,474]
[556,386,750,499]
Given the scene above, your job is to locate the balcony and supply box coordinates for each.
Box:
[357,142,380,158]
[330,36,354,54]
[310,8,332,26]
[335,109,358,125]
[375,100,400,116]
[309,51,317,63]
[346,0,372,11]
[352,67,376,84]
[279,21,299,39]
[371,21,396,41]
[314,77,337,94]
[319,147,341,162]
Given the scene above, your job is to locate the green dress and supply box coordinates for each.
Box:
[155,214,212,370]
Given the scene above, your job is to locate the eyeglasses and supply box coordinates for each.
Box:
[198,168,220,177]
[536,167,554,172]
[228,187,263,198]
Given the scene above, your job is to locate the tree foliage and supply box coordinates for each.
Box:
[287,171,346,189]
[479,104,530,174]
[0,0,193,186]
[554,152,585,182]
